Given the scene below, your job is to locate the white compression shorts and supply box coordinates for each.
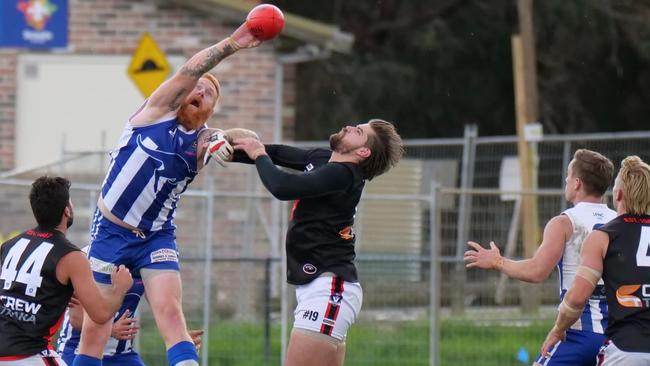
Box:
[0,351,67,366]
[598,340,650,366]
[293,274,363,341]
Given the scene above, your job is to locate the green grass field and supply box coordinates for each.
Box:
[137,319,553,365]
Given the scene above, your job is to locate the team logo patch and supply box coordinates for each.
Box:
[150,248,179,263]
[330,294,342,304]
[302,263,317,274]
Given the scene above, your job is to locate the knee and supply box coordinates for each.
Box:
[153,299,184,325]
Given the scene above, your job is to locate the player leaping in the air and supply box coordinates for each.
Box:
[72,23,265,366]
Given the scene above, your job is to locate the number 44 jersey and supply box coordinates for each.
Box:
[0,228,80,357]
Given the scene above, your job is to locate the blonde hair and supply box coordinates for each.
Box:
[617,156,650,215]
[201,73,221,104]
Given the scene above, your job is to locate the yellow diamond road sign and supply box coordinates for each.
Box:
[128,33,170,98]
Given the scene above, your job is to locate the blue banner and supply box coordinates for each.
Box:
[0,0,68,48]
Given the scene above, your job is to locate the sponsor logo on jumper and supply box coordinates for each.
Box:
[623,217,650,224]
[150,248,179,263]
[593,212,604,219]
[26,229,53,239]
[322,317,336,326]
[0,295,41,323]
[616,284,650,308]
[302,263,317,275]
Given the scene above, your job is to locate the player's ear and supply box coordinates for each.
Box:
[356,147,371,159]
[615,187,624,205]
[574,177,582,191]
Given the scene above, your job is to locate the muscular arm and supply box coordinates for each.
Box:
[57,252,128,324]
[465,215,571,283]
[541,230,608,355]
[254,155,352,200]
[131,38,239,125]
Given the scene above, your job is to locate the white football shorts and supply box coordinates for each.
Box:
[292,274,363,341]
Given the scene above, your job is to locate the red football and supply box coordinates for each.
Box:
[246,4,285,41]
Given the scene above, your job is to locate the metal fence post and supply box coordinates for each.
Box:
[429,183,441,366]
[264,257,272,366]
[560,140,571,210]
[452,124,477,314]
[201,177,214,366]
[280,200,289,365]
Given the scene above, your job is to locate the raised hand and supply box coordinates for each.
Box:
[230,23,262,49]
[464,241,503,270]
[204,130,234,167]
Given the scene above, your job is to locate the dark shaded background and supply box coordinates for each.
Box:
[269,0,650,139]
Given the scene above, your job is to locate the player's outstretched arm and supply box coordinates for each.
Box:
[464,215,570,283]
[234,138,352,200]
[57,251,133,324]
[134,23,261,124]
[540,230,607,356]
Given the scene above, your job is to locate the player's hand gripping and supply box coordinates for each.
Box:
[540,325,566,358]
[111,310,140,341]
[189,329,204,350]
[111,264,134,294]
[229,23,261,49]
[204,130,234,167]
[464,241,504,270]
[233,137,267,160]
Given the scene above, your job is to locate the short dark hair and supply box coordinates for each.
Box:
[359,119,404,180]
[29,176,71,229]
[572,149,614,197]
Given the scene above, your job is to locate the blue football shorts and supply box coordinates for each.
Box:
[87,212,180,284]
[535,329,606,366]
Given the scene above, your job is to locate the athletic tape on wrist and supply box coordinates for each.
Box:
[575,265,601,288]
[559,298,582,316]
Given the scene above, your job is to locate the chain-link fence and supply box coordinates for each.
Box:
[1,129,648,365]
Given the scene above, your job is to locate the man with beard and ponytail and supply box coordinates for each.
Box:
[74,22,265,366]
[0,176,133,365]
[233,119,404,366]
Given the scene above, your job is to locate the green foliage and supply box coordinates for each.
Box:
[269,0,650,139]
